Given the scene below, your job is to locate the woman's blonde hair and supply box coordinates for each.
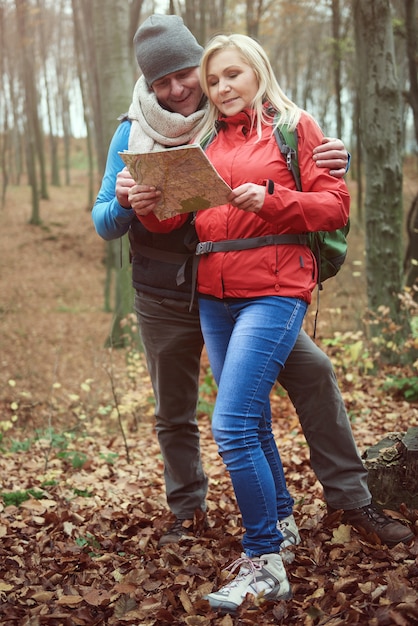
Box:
[198,33,302,142]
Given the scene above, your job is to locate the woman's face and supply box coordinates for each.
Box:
[205,48,258,116]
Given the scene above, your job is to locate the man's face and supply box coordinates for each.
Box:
[152,67,203,116]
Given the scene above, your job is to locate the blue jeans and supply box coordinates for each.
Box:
[198,295,307,557]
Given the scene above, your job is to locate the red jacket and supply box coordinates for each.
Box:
[141,109,350,304]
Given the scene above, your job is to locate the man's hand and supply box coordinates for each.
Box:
[128,183,162,217]
[116,167,161,216]
[313,137,348,178]
[116,167,136,208]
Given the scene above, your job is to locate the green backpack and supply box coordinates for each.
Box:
[273,123,350,287]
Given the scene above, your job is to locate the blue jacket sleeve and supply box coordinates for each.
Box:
[91,120,135,241]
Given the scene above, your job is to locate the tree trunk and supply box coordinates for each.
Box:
[404,0,418,295]
[129,0,145,50]
[0,3,9,208]
[72,0,95,206]
[89,0,136,348]
[15,0,41,224]
[92,0,132,165]
[404,194,418,293]
[331,0,343,139]
[36,0,61,187]
[353,93,363,223]
[405,0,418,148]
[353,0,411,349]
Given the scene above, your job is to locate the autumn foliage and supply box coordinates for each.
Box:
[0,183,417,625]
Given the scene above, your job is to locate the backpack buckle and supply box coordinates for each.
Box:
[196,241,213,255]
[285,147,297,171]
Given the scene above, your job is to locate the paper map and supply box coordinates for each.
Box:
[119,144,231,221]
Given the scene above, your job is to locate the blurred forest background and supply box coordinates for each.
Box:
[0,0,418,352]
[1,0,417,355]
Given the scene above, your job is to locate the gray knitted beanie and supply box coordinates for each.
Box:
[134,14,203,87]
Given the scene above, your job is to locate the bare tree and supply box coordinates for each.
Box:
[36,0,61,187]
[129,0,145,46]
[0,1,9,207]
[71,0,96,205]
[55,5,75,187]
[353,0,411,349]
[15,0,42,223]
[405,0,418,147]
[246,0,264,37]
[403,0,418,294]
[265,1,351,134]
[81,0,137,347]
[331,0,343,138]
[177,0,227,43]
[208,0,227,35]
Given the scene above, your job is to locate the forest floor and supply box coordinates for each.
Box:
[0,168,418,625]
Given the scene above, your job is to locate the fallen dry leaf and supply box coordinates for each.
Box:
[56,594,83,606]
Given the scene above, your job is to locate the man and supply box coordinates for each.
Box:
[92,14,414,549]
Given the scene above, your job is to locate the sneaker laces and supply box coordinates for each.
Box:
[278,519,288,532]
[278,517,296,539]
[222,555,263,590]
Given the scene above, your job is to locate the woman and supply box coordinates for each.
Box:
[137,33,350,613]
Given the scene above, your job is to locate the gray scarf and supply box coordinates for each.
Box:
[127,75,207,152]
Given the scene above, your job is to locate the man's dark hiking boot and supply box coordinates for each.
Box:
[327,503,414,547]
[158,518,195,547]
[158,511,208,547]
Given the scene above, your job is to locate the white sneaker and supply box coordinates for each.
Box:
[205,552,292,613]
[278,514,301,550]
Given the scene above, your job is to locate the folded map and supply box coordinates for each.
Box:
[119,144,231,221]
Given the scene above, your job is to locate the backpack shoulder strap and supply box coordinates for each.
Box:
[273,116,301,192]
[200,130,216,151]
[273,114,322,335]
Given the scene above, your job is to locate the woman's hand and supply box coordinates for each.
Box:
[313,137,348,178]
[228,183,266,213]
